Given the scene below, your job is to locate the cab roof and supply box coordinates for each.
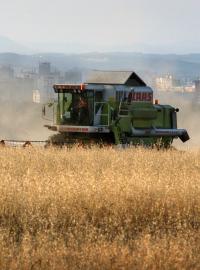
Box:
[53,71,147,92]
[85,70,146,86]
[53,84,85,93]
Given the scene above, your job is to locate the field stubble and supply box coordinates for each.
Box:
[0,146,199,269]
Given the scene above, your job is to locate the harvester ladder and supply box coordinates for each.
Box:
[118,97,129,117]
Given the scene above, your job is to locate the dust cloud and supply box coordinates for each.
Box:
[0,83,198,149]
[0,101,53,141]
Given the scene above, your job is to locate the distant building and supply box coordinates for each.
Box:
[194,80,200,105]
[39,62,51,76]
[0,62,82,103]
[155,75,181,91]
[0,65,14,81]
[37,69,64,102]
[184,85,195,93]
[33,90,41,103]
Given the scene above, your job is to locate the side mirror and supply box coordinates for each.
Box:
[42,105,46,116]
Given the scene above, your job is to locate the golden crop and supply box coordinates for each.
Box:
[0,146,199,269]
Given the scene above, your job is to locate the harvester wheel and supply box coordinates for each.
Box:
[46,133,67,147]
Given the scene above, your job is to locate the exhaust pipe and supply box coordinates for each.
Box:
[131,127,190,143]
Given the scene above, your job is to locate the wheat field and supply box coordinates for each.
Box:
[0,146,199,269]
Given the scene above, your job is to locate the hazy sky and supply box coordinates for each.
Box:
[0,0,199,53]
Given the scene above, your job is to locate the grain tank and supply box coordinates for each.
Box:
[44,71,189,146]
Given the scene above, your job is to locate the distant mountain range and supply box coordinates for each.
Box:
[0,36,31,54]
[0,36,95,54]
[0,36,200,78]
[0,52,200,79]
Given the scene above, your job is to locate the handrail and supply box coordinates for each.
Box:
[94,102,110,126]
[118,101,129,117]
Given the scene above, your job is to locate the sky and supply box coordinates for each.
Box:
[0,0,199,53]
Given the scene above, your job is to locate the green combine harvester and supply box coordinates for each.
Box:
[43,71,189,147]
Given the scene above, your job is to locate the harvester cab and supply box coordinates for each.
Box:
[44,71,190,146]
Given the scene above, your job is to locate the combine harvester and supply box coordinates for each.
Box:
[43,71,189,147]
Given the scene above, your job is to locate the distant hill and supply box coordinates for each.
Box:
[0,36,30,54]
[0,52,200,78]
